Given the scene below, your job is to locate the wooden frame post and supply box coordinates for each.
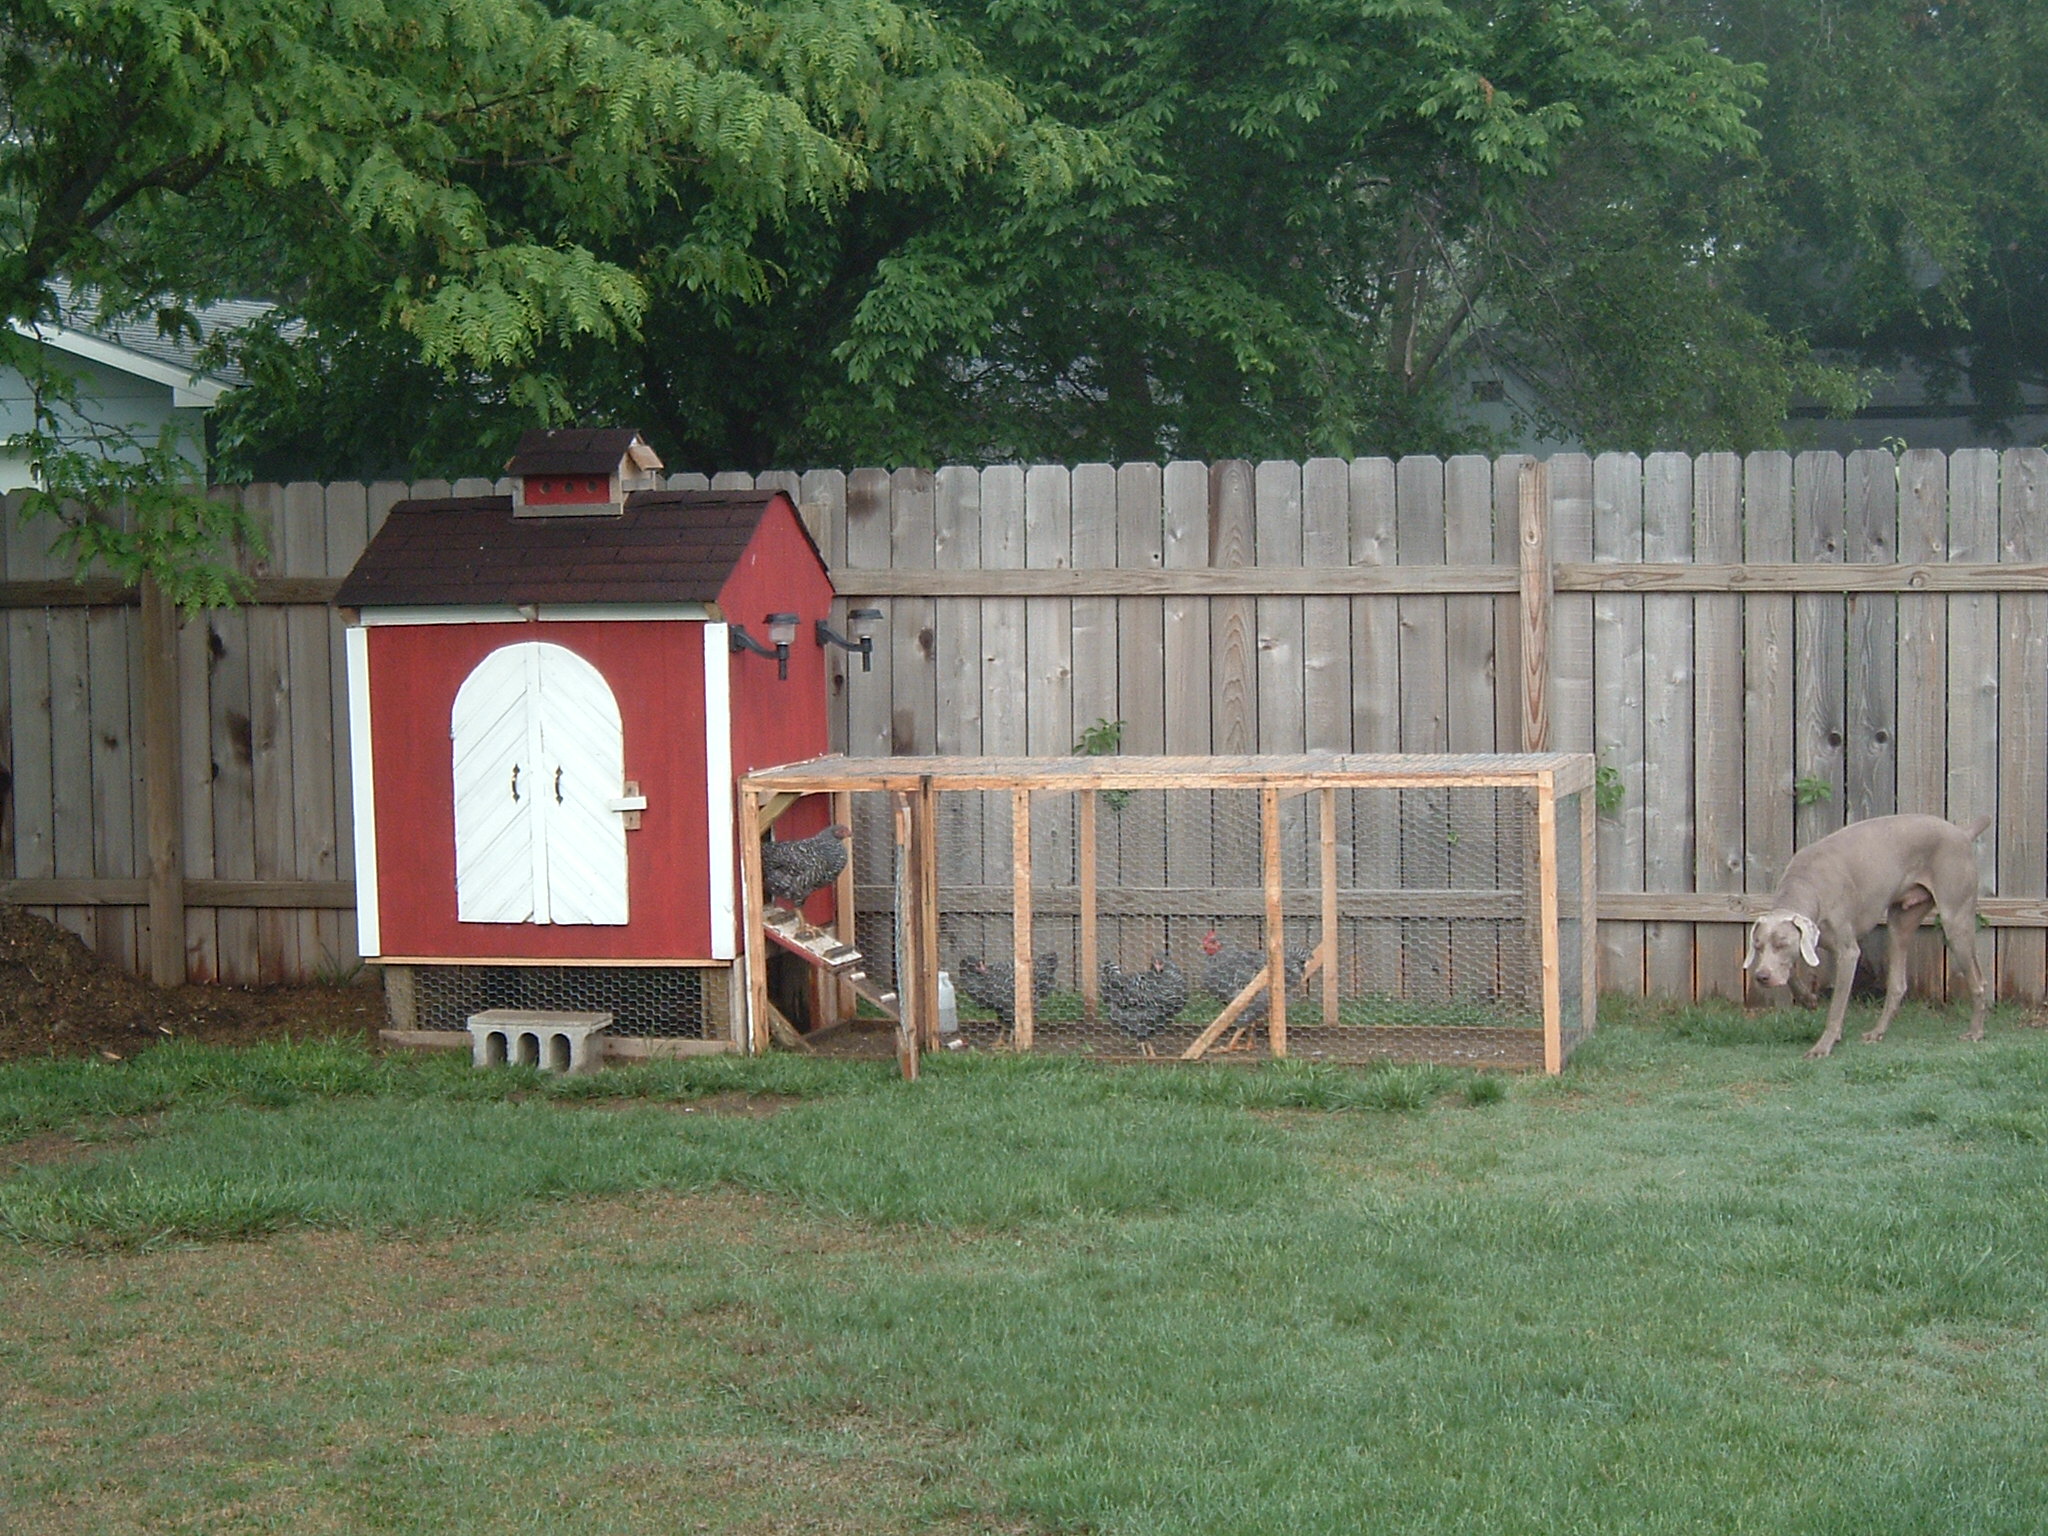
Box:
[831,788,857,1022]
[1262,785,1287,1056]
[1011,787,1035,1050]
[1538,773,1563,1074]
[913,775,940,1053]
[739,784,769,1054]
[1518,458,1553,754]
[1078,788,1100,1022]
[1581,779,1600,1042]
[891,791,919,1079]
[141,576,185,987]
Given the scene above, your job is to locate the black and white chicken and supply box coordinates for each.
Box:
[1199,929,1311,1020]
[1100,955,1189,1054]
[760,824,851,911]
[1200,929,1312,1049]
[955,952,1059,1033]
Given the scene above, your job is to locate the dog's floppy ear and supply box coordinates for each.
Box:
[1741,920,1761,970]
[1791,913,1822,968]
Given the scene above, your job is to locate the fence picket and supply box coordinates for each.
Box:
[1546,454,1596,756]
[243,483,296,982]
[1693,452,1744,998]
[1947,449,2001,862]
[283,483,336,974]
[1302,459,1352,755]
[1591,453,1645,995]
[1742,452,1796,994]
[1162,462,1214,962]
[1794,452,1849,851]
[1073,463,1118,971]
[1117,461,1168,966]
[933,465,987,970]
[1897,450,1950,993]
[1445,455,1497,1001]
[1349,458,1401,992]
[1640,452,1695,997]
[1025,464,1075,971]
[1998,449,2048,999]
[843,469,894,762]
[1395,456,1451,1001]
[1255,459,1309,965]
[86,602,138,972]
[1845,450,1900,824]
[7,498,67,932]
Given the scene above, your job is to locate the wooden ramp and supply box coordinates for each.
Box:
[759,910,899,1021]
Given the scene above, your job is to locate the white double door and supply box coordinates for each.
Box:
[451,641,631,925]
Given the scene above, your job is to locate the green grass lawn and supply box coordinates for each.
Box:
[6,999,2048,1534]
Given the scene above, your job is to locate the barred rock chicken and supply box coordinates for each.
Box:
[1199,929,1312,1022]
[1200,930,1312,1050]
[760,824,852,911]
[1100,955,1189,1055]
[955,952,1059,1033]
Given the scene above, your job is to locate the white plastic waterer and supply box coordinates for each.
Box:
[936,969,960,1035]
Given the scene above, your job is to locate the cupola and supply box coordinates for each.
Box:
[506,427,664,517]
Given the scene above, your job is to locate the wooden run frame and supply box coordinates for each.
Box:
[738,750,1601,1076]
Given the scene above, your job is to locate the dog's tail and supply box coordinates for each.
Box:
[1964,813,1993,841]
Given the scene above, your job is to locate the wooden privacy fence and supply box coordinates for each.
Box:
[3,448,2046,1001]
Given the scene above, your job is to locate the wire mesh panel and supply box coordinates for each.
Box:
[1553,786,1594,1065]
[741,754,1598,1073]
[397,963,715,1037]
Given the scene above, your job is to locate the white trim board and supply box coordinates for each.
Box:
[703,623,737,960]
[343,627,381,956]
[354,603,714,627]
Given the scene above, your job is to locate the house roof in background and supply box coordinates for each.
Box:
[6,279,269,406]
[333,488,827,608]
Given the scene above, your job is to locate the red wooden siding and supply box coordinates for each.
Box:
[721,496,841,920]
[366,620,715,960]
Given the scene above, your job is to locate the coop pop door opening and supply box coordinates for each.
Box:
[452,641,630,925]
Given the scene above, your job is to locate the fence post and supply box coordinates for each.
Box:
[140,575,185,986]
[1518,458,1553,754]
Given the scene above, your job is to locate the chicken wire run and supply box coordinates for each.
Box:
[741,754,1597,1074]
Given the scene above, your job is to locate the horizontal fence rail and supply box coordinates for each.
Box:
[3,448,2045,1006]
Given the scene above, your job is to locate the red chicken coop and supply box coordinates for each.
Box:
[334,428,853,1049]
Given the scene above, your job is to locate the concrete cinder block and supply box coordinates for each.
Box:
[466,1009,614,1074]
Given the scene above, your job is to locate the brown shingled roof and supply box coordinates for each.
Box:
[503,427,647,476]
[332,489,824,608]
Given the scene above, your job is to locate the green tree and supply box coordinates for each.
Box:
[674,0,1843,463]
[884,0,1834,461]
[2,0,1075,597]
[1650,0,2048,438]
[215,1,1868,478]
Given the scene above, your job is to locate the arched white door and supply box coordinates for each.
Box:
[451,642,630,925]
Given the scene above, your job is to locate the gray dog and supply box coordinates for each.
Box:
[1742,813,1991,1060]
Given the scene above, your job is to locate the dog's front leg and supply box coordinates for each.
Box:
[1805,938,1861,1059]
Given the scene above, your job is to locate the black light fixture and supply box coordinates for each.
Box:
[816,606,885,672]
[731,612,802,680]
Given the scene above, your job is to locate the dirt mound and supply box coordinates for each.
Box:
[0,906,384,1062]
